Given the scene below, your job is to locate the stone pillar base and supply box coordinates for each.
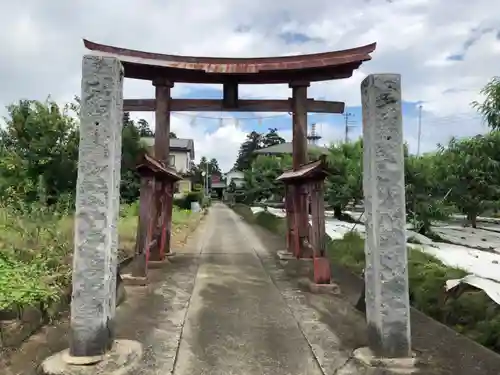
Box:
[298,278,340,295]
[39,339,143,375]
[121,274,148,286]
[277,250,295,260]
[148,259,170,269]
[353,347,418,374]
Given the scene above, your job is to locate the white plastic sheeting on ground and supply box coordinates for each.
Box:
[251,206,500,305]
[446,275,500,305]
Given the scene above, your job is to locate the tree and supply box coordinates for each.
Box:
[120,113,147,203]
[405,153,452,234]
[209,158,221,175]
[170,132,177,138]
[324,140,363,219]
[233,128,286,171]
[243,154,292,203]
[472,77,500,130]
[0,99,148,208]
[437,132,500,227]
[262,128,285,148]
[234,131,263,171]
[190,156,222,188]
[0,99,79,205]
[137,118,153,137]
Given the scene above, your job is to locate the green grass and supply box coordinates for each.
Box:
[0,202,198,313]
[233,204,500,354]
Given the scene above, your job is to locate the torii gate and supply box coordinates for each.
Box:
[45,38,416,371]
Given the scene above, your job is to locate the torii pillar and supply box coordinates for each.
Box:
[288,81,311,259]
[151,78,175,260]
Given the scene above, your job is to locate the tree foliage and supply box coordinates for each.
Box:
[233,128,286,171]
[324,140,363,219]
[437,132,500,227]
[243,154,292,203]
[472,76,500,130]
[0,99,150,207]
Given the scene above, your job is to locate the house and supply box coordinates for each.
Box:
[141,137,195,192]
[224,169,245,189]
[253,142,329,156]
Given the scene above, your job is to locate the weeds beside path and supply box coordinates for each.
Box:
[0,202,202,316]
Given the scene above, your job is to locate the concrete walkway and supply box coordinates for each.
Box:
[173,203,322,375]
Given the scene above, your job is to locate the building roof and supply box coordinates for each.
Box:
[136,153,182,181]
[141,137,195,159]
[276,158,328,183]
[253,142,329,155]
[83,39,376,84]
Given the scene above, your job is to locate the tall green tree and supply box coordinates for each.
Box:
[472,77,500,130]
[324,140,363,219]
[437,132,500,227]
[262,128,285,148]
[405,153,452,234]
[0,99,79,205]
[234,131,263,171]
[243,154,292,203]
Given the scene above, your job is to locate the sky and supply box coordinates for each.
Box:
[0,0,498,172]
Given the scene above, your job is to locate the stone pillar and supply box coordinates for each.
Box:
[361,74,411,358]
[69,55,123,359]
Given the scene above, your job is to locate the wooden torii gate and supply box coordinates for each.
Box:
[51,39,379,365]
[83,39,376,267]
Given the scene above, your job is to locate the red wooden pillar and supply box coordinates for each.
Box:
[293,183,312,259]
[284,185,295,254]
[132,175,155,278]
[150,78,174,261]
[159,180,174,257]
[290,81,310,256]
[311,179,330,283]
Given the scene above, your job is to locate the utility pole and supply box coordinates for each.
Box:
[417,105,422,156]
[206,162,209,196]
[344,112,355,143]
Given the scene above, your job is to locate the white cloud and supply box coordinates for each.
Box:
[0,0,498,170]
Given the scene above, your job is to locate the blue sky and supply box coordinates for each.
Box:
[0,0,496,171]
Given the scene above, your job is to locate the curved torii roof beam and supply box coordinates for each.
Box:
[83,39,376,84]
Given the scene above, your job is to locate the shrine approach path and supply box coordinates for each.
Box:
[170,202,322,375]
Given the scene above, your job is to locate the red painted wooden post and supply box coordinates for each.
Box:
[311,179,330,284]
[159,181,174,257]
[132,175,155,278]
[284,185,295,253]
[292,185,303,258]
[310,181,319,252]
[317,180,326,257]
[144,182,158,264]
[148,180,163,261]
[164,181,174,255]
[296,183,312,258]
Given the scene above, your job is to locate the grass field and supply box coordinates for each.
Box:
[0,203,201,312]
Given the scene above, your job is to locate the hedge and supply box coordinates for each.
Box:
[234,206,500,354]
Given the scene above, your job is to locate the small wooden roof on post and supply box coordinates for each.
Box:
[276,157,329,184]
[136,153,182,182]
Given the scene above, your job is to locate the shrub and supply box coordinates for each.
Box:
[202,196,212,208]
[174,191,203,210]
[254,211,287,236]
